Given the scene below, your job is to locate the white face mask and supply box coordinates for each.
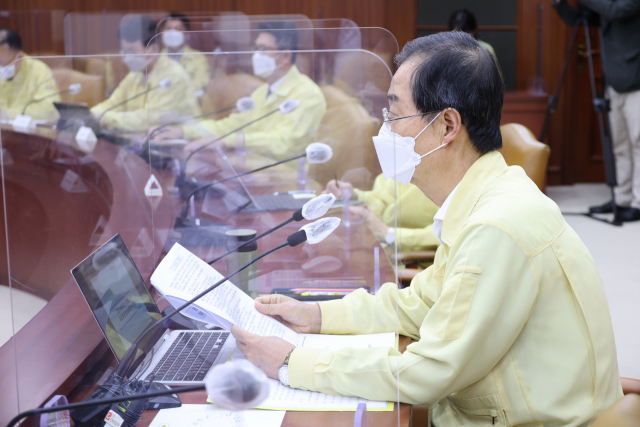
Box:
[0,63,16,81]
[252,51,282,78]
[162,30,185,49]
[123,54,152,72]
[372,111,445,185]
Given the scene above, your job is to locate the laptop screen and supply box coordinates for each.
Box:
[71,234,166,368]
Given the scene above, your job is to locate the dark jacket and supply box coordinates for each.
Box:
[554,0,640,93]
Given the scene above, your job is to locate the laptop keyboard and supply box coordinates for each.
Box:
[242,194,309,213]
[150,331,229,382]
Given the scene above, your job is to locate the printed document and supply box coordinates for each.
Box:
[149,405,285,427]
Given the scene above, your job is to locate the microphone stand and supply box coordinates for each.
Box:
[180,151,307,202]
[21,86,78,115]
[6,385,205,427]
[140,105,238,169]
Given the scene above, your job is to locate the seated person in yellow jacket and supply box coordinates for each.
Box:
[230,32,622,427]
[160,12,210,97]
[325,174,440,251]
[0,28,60,121]
[154,20,326,164]
[91,16,200,133]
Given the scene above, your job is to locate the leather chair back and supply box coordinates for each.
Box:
[200,73,263,118]
[51,68,105,108]
[499,123,550,192]
[309,85,381,190]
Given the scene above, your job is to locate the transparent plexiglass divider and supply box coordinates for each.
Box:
[144,42,402,423]
[0,26,406,427]
[0,51,160,426]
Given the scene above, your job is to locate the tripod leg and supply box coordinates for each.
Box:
[583,20,622,226]
[539,22,581,142]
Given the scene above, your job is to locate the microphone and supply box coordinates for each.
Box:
[96,78,172,121]
[118,217,340,377]
[178,141,333,201]
[205,193,336,265]
[21,83,82,115]
[68,217,341,426]
[141,97,256,169]
[7,360,270,427]
[175,99,301,197]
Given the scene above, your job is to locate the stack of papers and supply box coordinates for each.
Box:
[150,405,285,427]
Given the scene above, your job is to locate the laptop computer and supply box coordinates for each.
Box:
[71,234,236,384]
[54,101,100,134]
[212,146,313,213]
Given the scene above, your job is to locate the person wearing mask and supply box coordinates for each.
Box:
[230,32,622,427]
[154,20,326,164]
[449,9,498,61]
[324,175,440,251]
[0,28,60,121]
[160,12,210,97]
[91,15,200,133]
[554,0,640,222]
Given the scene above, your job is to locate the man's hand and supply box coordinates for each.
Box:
[148,125,184,140]
[350,206,389,242]
[323,180,354,201]
[231,326,295,379]
[255,294,322,334]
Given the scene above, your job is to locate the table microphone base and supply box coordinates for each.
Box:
[145,382,182,410]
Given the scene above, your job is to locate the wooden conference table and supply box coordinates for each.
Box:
[0,127,410,427]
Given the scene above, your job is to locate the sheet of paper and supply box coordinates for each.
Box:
[257,379,393,411]
[297,332,396,351]
[151,244,298,345]
[149,404,285,427]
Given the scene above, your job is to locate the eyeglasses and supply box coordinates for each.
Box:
[382,108,438,123]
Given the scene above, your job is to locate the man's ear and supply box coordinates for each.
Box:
[442,108,463,144]
[280,50,293,65]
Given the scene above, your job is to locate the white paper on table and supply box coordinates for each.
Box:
[296,332,396,351]
[151,243,298,345]
[257,379,393,411]
[149,405,285,427]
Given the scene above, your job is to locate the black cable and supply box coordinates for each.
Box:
[5,384,205,427]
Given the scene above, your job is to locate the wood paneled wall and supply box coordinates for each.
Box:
[3,0,417,54]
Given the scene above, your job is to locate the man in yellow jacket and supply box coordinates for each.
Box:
[90,16,200,133]
[325,174,441,251]
[155,20,326,164]
[231,32,622,426]
[0,29,60,121]
[160,12,210,96]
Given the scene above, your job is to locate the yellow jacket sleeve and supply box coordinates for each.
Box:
[354,180,440,251]
[23,73,60,120]
[90,76,129,117]
[184,53,210,92]
[289,223,538,404]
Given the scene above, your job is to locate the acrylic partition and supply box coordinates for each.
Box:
[0,30,407,427]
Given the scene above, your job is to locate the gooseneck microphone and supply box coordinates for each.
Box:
[179,141,333,201]
[97,78,171,121]
[117,217,340,379]
[206,193,336,265]
[21,83,82,115]
[7,359,270,427]
[141,97,256,169]
[183,99,300,166]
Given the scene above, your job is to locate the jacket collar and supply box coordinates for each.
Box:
[441,151,508,246]
[271,64,301,98]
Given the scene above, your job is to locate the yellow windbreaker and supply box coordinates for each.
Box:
[162,45,210,93]
[183,65,326,162]
[0,56,60,120]
[289,151,622,426]
[354,174,440,251]
[91,55,200,132]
